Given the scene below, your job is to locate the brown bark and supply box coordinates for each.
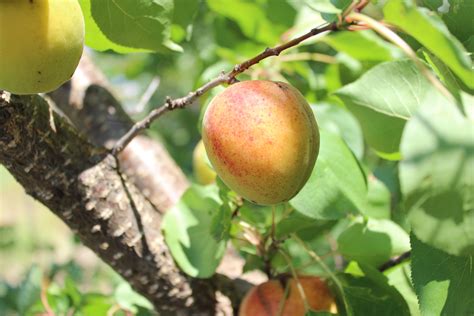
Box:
[0,92,222,315]
[48,55,188,211]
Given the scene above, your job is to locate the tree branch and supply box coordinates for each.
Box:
[0,92,246,315]
[378,251,411,272]
[111,22,338,155]
[48,54,189,211]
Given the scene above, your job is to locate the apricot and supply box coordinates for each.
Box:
[202,80,319,205]
[0,0,84,94]
[193,139,217,185]
[239,276,335,316]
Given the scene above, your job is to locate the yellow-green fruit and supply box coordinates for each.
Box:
[193,139,217,185]
[0,0,85,94]
[202,80,319,205]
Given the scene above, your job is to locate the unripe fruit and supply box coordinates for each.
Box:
[239,276,335,316]
[0,0,85,95]
[193,139,217,185]
[202,80,319,205]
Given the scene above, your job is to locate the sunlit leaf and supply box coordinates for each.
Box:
[162,185,227,278]
[90,0,177,52]
[338,218,410,267]
[400,101,474,256]
[384,0,473,88]
[335,59,450,158]
[411,233,474,315]
[385,263,421,316]
[340,262,411,315]
[78,0,147,53]
[291,131,367,219]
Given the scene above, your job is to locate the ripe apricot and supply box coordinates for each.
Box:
[0,0,84,94]
[193,139,217,185]
[239,276,335,316]
[202,80,319,205]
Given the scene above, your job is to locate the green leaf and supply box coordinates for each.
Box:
[399,100,474,256]
[419,0,473,46]
[462,92,474,119]
[320,0,352,22]
[276,211,333,238]
[173,0,200,29]
[44,284,72,314]
[206,0,285,45]
[348,105,405,159]
[16,266,42,314]
[323,30,402,61]
[80,294,114,315]
[365,176,391,219]
[385,263,421,316]
[338,218,410,267]
[209,203,232,242]
[340,262,411,316]
[78,0,148,53]
[64,277,81,308]
[311,103,364,159]
[0,225,15,249]
[411,233,474,315]
[335,59,450,158]
[162,185,227,278]
[384,0,473,88]
[114,282,153,313]
[439,0,473,45]
[421,48,465,100]
[305,0,341,14]
[290,131,367,219]
[238,201,286,230]
[90,0,176,52]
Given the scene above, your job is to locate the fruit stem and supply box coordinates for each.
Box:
[291,234,350,315]
[276,282,291,316]
[278,249,312,313]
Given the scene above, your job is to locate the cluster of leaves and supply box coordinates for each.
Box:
[153,0,471,315]
[0,263,154,315]
[4,0,472,315]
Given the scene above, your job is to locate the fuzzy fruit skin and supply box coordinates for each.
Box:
[193,139,217,185]
[239,276,335,316]
[0,0,84,94]
[202,80,319,205]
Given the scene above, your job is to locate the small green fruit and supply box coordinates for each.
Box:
[193,139,217,185]
[0,0,85,94]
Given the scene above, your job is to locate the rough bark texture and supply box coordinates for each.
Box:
[48,55,188,211]
[0,92,218,315]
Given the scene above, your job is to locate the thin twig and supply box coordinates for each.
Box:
[40,277,55,316]
[276,281,291,316]
[271,205,276,242]
[378,251,411,272]
[111,22,337,155]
